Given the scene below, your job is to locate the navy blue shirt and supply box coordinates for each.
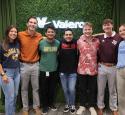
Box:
[0,42,20,68]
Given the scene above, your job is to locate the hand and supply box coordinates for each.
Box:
[2,75,9,84]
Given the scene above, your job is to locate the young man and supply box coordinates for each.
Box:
[97,19,122,115]
[18,16,42,115]
[39,25,60,115]
[117,24,125,115]
[58,29,78,114]
[76,22,99,115]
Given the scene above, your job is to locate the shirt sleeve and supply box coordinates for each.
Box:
[0,45,3,64]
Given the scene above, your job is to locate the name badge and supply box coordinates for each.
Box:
[46,72,49,77]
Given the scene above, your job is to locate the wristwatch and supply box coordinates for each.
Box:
[1,72,6,77]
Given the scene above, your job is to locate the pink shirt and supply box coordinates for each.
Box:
[77,35,100,76]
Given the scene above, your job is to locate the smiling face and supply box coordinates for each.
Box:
[64,30,73,42]
[45,28,56,41]
[8,27,18,42]
[102,19,113,35]
[27,17,38,32]
[119,25,125,39]
[83,25,93,38]
[102,23,113,34]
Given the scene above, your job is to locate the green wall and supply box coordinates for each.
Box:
[0,0,114,111]
[15,0,113,104]
[16,0,113,38]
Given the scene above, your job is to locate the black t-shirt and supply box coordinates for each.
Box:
[58,39,78,73]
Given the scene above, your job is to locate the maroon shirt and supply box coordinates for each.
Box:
[97,32,122,64]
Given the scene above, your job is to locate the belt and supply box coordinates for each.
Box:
[101,62,115,67]
[20,60,38,64]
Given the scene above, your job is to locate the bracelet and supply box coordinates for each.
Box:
[1,72,6,77]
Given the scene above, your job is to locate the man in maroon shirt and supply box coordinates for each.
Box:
[97,19,121,115]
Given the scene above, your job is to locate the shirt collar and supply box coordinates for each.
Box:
[104,31,116,38]
[81,35,95,41]
[25,30,38,37]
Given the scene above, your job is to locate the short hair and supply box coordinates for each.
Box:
[27,16,37,23]
[64,28,73,34]
[102,19,113,25]
[83,22,93,28]
[45,24,56,32]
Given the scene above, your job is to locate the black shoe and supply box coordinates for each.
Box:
[49,105,57,111]
[70,105,76,114]
[63,105,69,112]
[42,107,49,115]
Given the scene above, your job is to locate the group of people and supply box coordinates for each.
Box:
[0,16,125,115]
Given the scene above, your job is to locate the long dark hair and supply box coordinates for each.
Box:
[2,25,18,51]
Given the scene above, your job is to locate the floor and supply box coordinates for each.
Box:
[0,103,112,115]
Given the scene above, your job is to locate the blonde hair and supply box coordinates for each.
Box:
[83,22,93,28]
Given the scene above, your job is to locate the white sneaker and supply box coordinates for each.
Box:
[76,106,86,115]
[70,105,76,114]
[89,107,97,115]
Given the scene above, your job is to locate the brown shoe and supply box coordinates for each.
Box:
[22,111,28,115]
[112,111,118,115]
[34,108,42,115]
[98,109,103,115]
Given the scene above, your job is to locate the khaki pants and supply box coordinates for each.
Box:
[20,62,40,111]
[117,67,125,115]
[97,64,118,111]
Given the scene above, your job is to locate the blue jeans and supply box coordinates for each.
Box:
[0,68,20,115]
[60,73,77,106]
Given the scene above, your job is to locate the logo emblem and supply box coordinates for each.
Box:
[37,17,84,29]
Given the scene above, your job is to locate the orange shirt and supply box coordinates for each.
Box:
[18,31,42,62]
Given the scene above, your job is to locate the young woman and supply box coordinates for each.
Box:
[117,24,125,115]
[0,25,20,115]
